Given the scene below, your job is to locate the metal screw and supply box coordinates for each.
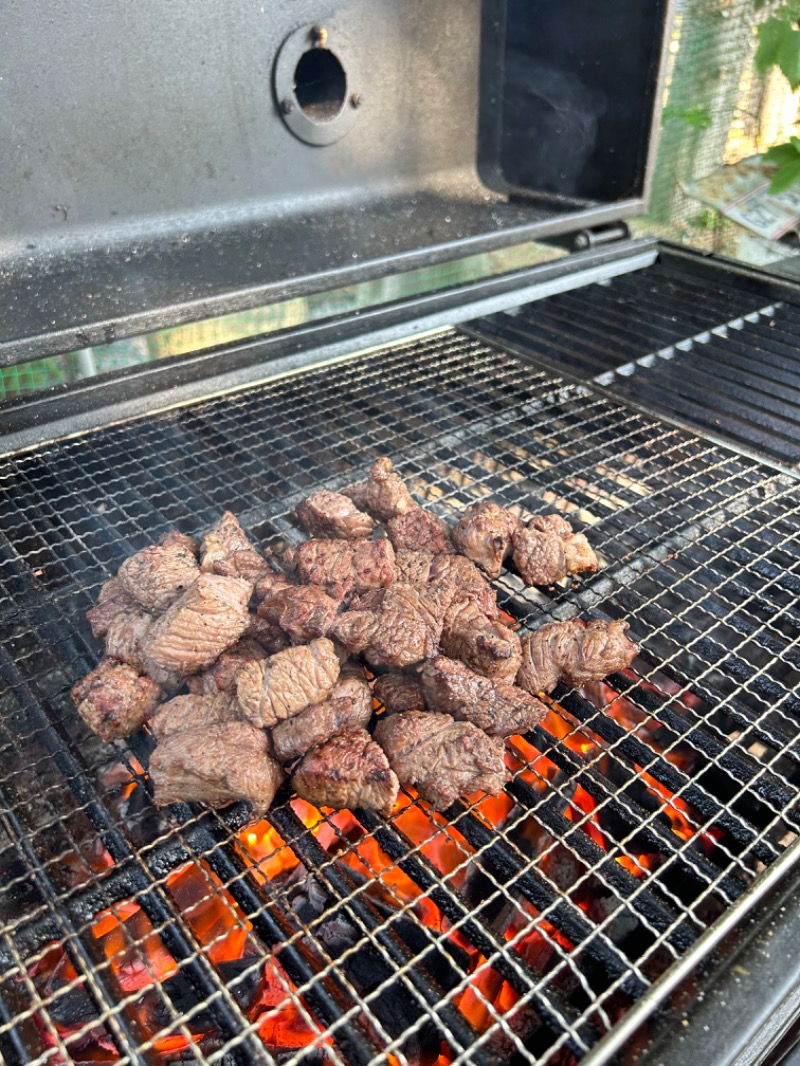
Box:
[281,96,295,114]
[310,25,328,47]
[350,93,363,109]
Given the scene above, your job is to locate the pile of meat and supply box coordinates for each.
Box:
[73,459,638,818]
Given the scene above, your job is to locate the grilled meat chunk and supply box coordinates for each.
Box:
[441,596,522,681]
[142,573,251,675]
[296,491,375,540]
[291,728,399,815]
[72,659,162,742]
[511,514,598,587]
[373,672,426,715]
[394,549,437,584]
[374,711,508,811]
[284,538,396,599]
[253,570,294,602]
[517,619,638,695]
[329,609,429,669]
[452,502,521,580]
[150,720,285,814]
[258,584,342,644]
[103,603,154,670]
[117,531,200,613]
[200,511,268,584]
[387,507,454,555]
[235,637,341,728]
[86,578,142,639]
[344,457,416,523]
[271,663,372,762]
[361,581,457,653]
[421,655,547,737]
[187,639,267,697]
[151,693,243,739]
[242,613,291,654]
[394,550,496,615]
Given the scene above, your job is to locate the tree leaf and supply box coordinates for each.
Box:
[756,17,790,73]
[662,104,713,130]
[764,141,800,165]
[792,135,800,153]
[779,25,800,88]
[769,157,800,193]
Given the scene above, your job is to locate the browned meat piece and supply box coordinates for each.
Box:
[284,538,396,598]
[187,639,268,696]
[235,637,340,728]
[150,721,285,814]
[242,613,291,654]
[517,619,638,695]
[441,596,522,681]
[296,491,375,540]
[291,729,399,815]
[258,585,342,644]
[329,609,429,669]
[452,502,521,580]
[72,659,162,742]
[253,570,294,602]
[343,457,416,523]
[394,549,436,584]
[429,554,497,616]
[200,511,268,584]
[103,603,154,669]
[142,573,251,675]
[117,532,200,613]
[86,578,142,639]
[151,693,243,739]
[421,655,547,737]
[511,514,598,587]
[272,664,373,762]
[387,507,454,555]
[373,672,426,714]
[374,711,508,811]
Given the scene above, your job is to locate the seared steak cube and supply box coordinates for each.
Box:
[187,639,268,697]
[86,578,142,639]
[386,507,453,555]
[518,619,637,695]
[118,531,200,612]
[235,637,341,728]
[271,663,373,762]
[343,457,416,523]
[151,693,243,739]
[72,659,162,742]
[200,511,269,584]
[373,672,426,715]
[511,514,598,587]
[296,491,375,540]
[284,538,396,599]
[441,596,522,681]
[258,584,342,644]
[291,728,399,815]
[329,609,429,669]
[421,655,547,737]
[452,502,521,580]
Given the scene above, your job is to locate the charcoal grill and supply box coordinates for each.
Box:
[3,3,800,1065]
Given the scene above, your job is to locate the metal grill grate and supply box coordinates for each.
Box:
[1,326,800,1065]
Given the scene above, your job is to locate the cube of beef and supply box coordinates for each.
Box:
[329,609,429,669]
[386,507,453,555]
[296,491,375,540]
[151,693,243,739]
[373,672,426,715]
[421,655,547,737]
[394,550,496,615]
[452,502,521,580]
[291,728,399,816]
[142,573,251,675]
[284,538,396,599]
[517,619,638,695]
[86,578,142,639]
[235,637,341,728]
[271,663,373,762]
[201,511,269,584]
[343,457,417,523]
[117,531,200,613]
[257,584,342,644]
[72,659,162,742]
[511,514,598,587]
[374,711,508,812]
[187,639,268,697]
[441,596,522,681]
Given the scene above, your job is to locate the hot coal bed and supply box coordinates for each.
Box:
[2,253,800,1066]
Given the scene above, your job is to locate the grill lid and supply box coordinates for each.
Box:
[1,0,673,364]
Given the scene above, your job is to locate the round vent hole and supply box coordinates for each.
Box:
[293,48,347,122]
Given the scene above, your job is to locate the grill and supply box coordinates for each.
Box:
[3,260,800,1064]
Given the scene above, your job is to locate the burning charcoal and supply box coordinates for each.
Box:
[284,538,396,599]
[150,720,285,813]
[142,573,251,675]
[187,639,268,697]
[258,584,342,644]
[343,457,417,523]
[291,728,399,815]
[151,693,244,739]
[421,655,547,737]
[329,608,429,669]
[146,956,264,1031]
[200,511,269,584]
[72,659,162,742]
[441,595,522,681]
[374,711,509,811]
[271,663,372,762]
[386,506,454,555]
[511,513,597,587]
[373,672,426,714]
[235,637,341,728]
[296,490,375,540]
[517,618,638,695]
[452,501,521,579]
[117,530,200,613]
[86,577,141,638]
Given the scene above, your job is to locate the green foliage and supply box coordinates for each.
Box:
[763,138,800,190]
[662,104,713,130]
[755,7,800,88]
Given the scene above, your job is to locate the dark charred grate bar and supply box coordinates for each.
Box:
[1,326,799,1064]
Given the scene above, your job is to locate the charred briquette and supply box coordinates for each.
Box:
[146,957,263,1031]
[356,809,596,1059]
[526,726,748,906]
[268,805,500,1066]
[558,689,781,866]
[446,801,649,1002]
[0,978,31,1066]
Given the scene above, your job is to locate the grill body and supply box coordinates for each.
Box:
[2,246,800,1065]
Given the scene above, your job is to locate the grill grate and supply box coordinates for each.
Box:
[1,324,799,1065]
[467,255,800,469]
